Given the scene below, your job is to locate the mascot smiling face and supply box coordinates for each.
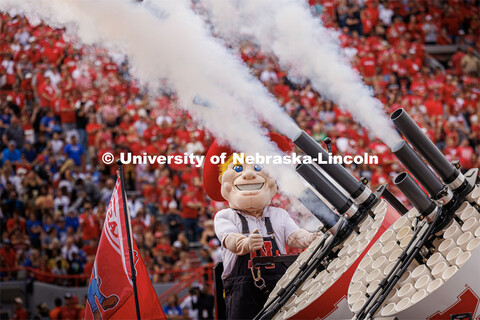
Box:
[219,161,277,211]
[203,133,293,209]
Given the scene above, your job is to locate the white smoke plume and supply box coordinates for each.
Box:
[0,0,305,194]
[202,0,402,148]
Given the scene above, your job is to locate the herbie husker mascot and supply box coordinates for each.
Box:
[203,133,319,320]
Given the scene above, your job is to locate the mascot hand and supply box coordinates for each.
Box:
[287,229,320,249]
[247,229,264,252]
[224,230,264,255]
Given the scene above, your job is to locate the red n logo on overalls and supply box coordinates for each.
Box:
[248,241,275,269]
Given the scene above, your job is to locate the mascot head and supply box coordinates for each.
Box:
[203,133,292,212]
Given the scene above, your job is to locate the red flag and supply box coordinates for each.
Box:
[85,175,166,320]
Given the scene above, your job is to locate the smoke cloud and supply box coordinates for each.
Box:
[202,0,402,148]
[0,0,306,194]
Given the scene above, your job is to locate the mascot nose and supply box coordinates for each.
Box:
[242,167,257,179]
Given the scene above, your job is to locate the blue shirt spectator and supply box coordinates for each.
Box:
[39,110,59,138]
[26,214,42,241]
[63,136,84,166]
[163,305,182,317]
[1,141,21,165]
[21,142,37,163]
[43,222,56,234]
[0,113,11,139]
[65,212,79,233]
[163,295,183,317]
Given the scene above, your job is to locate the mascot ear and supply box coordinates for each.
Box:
[218,174,223,184]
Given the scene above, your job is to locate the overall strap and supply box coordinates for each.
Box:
[264,217,274,235]
[236,212,250,235]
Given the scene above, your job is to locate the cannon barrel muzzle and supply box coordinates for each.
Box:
[293,131,372,205]
[392,140,445,198]
[394,172,436,216]
[296,163,357,217]
[391,109,461,187]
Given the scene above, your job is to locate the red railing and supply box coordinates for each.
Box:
[156,263,215,305]
[1,263,215,291]
[1,266,89,286]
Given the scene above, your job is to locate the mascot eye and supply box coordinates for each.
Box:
[254,164,263,171]
[233,165,243,172]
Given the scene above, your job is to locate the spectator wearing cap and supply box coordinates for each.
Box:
[58,293,82,320]
[33,302,50,320]
[12,297,28,320]
[1,140,21,166]
[180,286,200,320]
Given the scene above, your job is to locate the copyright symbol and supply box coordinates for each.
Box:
[102,152,114,165]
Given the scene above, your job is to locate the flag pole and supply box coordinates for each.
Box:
[117,160,141,320]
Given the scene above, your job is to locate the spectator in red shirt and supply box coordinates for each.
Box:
[457,138,475,169]
[359,51,376,83]
[424,92,444,116]
[6,211,26,235]
[79,204,100,242]
[12,297,28,320]
[58,293,82,320]
[0,239,17,272]
[181,187,202,242]
[49,298,63,320]
[360,1,379,35]
[37,77,56,109]
[58,93,77,133]
[42,38,63,66]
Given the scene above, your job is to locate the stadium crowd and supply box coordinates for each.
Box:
[0,1,479,315]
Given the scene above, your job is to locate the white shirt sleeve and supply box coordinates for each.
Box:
[281,209,300,244]
[214,209,241,246]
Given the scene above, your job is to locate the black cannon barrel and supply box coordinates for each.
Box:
[394,172,436,216]
[298,188,340,229]
[293,131,366,198]
[391,109,458,184]
[392,141,445,197]
[296,163,353,215]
